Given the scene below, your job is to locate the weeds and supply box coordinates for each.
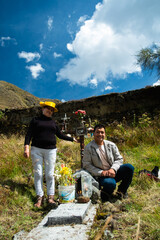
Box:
[0,111,5,120]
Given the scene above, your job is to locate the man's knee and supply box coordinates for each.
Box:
[101,178,116,192]
[124,163,134,175]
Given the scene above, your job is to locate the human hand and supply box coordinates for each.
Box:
[108,168,116,178]
[101,170,108,177]
[101,169,116,178]
[73,137,80,143]
[24,145,30,158]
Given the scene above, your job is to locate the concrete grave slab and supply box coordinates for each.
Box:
[23,202,97,240]
[44,201,91,226]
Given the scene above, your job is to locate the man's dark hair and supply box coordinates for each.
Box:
[94,124,106,132]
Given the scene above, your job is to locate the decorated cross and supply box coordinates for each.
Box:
[61,113,70,133]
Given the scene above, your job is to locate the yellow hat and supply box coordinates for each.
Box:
[39,101,58,112]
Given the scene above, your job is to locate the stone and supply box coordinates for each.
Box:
[91,185,100,204]
[45,201,91,226]
[13,230,28,240]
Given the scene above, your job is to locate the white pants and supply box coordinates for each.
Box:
[31,146,57,197]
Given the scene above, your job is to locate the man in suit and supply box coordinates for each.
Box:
[82,124,134,201]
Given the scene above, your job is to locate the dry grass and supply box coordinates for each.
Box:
[113,180,160,240]
[89,178,160,240]
[0,113,160,239]
[0,80,61,110]
[0,135,81,240]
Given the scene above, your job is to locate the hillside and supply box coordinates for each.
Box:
[0,81,60,110]
[0,116,160,239]
[0,83,160,135]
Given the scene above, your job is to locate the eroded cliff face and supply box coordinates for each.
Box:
[0,86,160,134]
[56,86,160,124]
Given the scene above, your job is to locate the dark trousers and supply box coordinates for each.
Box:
[99,164,134,200]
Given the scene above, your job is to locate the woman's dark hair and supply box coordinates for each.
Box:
[94,124,105,132]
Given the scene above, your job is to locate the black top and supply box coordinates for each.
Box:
[24,114,73,149]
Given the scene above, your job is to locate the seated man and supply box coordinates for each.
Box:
[82,124,134,201]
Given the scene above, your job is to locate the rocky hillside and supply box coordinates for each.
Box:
[1,84,160,135]
[0,81,60,110]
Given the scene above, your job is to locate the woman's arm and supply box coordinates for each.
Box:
[24,144,30,158]
[24,118,34,158]
[55,124,74,141]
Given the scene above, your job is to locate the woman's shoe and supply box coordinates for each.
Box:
[34,195,44,208]
[48,195,57,208]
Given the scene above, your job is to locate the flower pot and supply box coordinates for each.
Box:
[58,185,75,203]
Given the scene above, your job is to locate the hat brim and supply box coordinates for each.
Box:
[39,102,58,112]
[53,108,58,112]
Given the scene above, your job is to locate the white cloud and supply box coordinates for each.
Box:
[77,15,88,26]
[153,80,160,86]
[53,52,62,58]
[48,17,53,31]
[90,78,98,87]
[61,99,66,103]
[105,85,113,91]
[57,0,160,87]
[39,43,43,51]
[0,37,11,46]
[67,43,73,52]
[26,63,45,79]
[18,51,40,62]
[0,36,17,47]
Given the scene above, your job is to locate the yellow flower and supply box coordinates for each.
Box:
[55,163,75,186]
[60,167,70,175]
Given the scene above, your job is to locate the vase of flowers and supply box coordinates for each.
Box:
[74,110,86,127]
[58,185,75,203]
[56,164,76,203]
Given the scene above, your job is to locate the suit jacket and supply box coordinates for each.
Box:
[82,140,123,176]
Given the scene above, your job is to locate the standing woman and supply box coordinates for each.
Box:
[24,101,76,208]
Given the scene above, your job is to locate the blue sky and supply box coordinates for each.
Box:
[0,0,160,102]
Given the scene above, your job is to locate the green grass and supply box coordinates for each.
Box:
[0,113,160,239]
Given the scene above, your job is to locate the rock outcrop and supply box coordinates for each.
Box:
[0,86,160,135]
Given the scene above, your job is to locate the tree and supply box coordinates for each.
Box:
[137,44,160,77]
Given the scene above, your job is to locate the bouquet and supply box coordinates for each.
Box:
[74,110,86,120]
[55,163,75,186]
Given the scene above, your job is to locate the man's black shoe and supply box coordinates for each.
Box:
[116,191,128,200]
[101,191,118,203]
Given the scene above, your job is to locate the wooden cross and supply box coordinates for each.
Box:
[61,113,70,133]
